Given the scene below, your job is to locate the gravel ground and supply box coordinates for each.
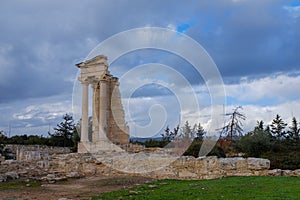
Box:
[0,175,154,200]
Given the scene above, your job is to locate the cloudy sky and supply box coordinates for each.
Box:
[0,0,300,137]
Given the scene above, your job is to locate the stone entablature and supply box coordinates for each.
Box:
[76,55,129,153]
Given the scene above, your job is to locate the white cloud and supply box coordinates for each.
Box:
[123,72,300,136]
[123,95,181,138]
[13,101,71,124]
[237,101,300,133]
[225,72,300,103]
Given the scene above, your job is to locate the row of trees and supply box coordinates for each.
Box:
[0,114,80,152]
[158,107,299,145]
[235,116,300,170]
[137,121,206,148]
[141,107,300,169]
[163,122,206,142]
[219,106,299,140]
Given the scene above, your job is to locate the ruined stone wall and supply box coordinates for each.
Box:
[4,144,71,161]
[1,151,299,182]
[108,78,130,145]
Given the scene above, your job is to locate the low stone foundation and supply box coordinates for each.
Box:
[1,151,299,182]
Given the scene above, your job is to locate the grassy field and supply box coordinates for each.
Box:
[92,176,300,200]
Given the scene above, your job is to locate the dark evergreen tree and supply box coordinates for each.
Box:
[49,113,75,147]
[161,124,180,142]
[236,120,274,157]
[182,121,193,139]
[265,125,271,135]
[270,114,287,139]
[287,117,300,140]
[195,123,206,140]
[254,120,264,132]
[250,120,273,137]
[172,125,180,138]
[161,126,171,142]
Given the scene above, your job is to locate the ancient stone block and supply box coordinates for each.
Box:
[247,157,270,170]
[268,169,282,176]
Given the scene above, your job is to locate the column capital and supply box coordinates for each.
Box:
[100,79,107,83]
[78,77,89,85]
[100,72,111,82]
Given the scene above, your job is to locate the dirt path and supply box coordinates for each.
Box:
[0,175,154,200]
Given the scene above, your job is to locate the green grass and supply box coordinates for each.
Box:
[92,176,300,200]
[0,179,41,190]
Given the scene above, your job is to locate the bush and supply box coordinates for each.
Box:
[183,140,202,157]
[262,151,300,170]
[143,139,167,148]
[236,133,300,169]
[235,132,274,157]
[207,145,226,158]
[261,140,300,170]
[183,140,226,158]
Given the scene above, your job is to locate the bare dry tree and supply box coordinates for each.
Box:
[220,106,246,140]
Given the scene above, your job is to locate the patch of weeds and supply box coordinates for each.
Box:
[0,179,41,190]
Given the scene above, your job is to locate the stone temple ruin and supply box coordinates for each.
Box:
[1,55,300,183]
[76,55,129,153]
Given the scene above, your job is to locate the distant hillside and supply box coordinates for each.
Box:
[130,136,163,143]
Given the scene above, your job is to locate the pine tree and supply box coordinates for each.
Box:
[172,125,180,138]
[195,123,206,140]
[270,114,287,139]
[265,125,271,135]
[287,117,300,140]
[50,113,75,147]
[162,126,171,142]
[161,125,180,142]
[254,120,264,132]
[248,120,265,136]
[182,121,193,139]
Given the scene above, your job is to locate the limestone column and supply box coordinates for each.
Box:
[98,78,108,140]
[81,81,89,142]
[92,83,99,142]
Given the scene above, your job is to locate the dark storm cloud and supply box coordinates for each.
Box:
[0,1,85,103]
[0,0,299,104]
[0,0,195,103]
[185,0,300,78]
